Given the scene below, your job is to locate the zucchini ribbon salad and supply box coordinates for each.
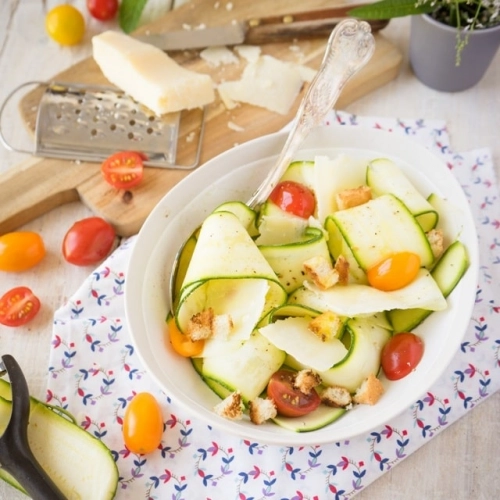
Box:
[167,153,469,432]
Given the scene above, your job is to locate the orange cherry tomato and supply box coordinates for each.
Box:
[381,332,424,380]
[123,392,164,454]
[167,316,204,357]
[0,287,41,327]
[0,232,46,272]
[269,181,316,219]
[101,151,144,190]
[367,252,421,291]
[45,5,85,46]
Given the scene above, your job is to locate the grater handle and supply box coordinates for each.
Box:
[0,81,43,155]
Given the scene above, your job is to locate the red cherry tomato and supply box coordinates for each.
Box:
[381,332,424,381]
[123,392,164,454]
[0,287,41,327]
[267,369,321,417]
[87,0,118,21]
[62,217,116,266]
[0,232,46,272]
[367,252,421,291]
[269,181,316,219]
[101,151,144,190]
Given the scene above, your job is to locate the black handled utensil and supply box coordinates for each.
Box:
[0,354,67,500]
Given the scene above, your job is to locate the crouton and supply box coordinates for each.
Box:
[248,397,277,425]
[213,391,244,420]
[336,186,372,210]
[294,369,322,394]
[352,373,385,405]
[186,308,233,341]
[320,385,352,408]
[334,254,350,285]
[427,228,444,259]
[308,311,343,341]
[303,255,339,290]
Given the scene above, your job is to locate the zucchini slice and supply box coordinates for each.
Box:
[0,388,118,499]
[272,403,346,432]
[327,193,435,271]
[366,158,438,232]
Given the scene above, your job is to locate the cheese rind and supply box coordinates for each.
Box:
[92,31,215,115]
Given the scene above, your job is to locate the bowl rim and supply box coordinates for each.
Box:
[124,125,479,445]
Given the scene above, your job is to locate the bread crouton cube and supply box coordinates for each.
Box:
[336,185,372,210]
[186,308,233,341]
[320,385,352,408]
[308,311,343,341]
[334,254,350,285]
[293,369,322,394]
[214,391,244,420]
[427,228,444,259]
[353,373,385,405]
[303,255,339,290]
[249,397,277,425]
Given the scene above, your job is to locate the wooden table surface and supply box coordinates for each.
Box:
[1,1,499,499]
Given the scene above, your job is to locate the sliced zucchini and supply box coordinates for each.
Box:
[388,240,470,332]
[0,392,118,499]
[366,158,438,232]
[255,200,309,246]
[259,226,331,293]
[201,331,286,403]
[285,315,391,393]
[213,201,259,237]
[271,403,346,432]
[280,160,315,189]
[327,193,435,271]
[324,216,368,284]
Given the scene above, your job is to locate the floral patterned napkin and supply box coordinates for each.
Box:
[47,111,499,499]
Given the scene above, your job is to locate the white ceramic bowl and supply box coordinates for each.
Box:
[124,126,478,445]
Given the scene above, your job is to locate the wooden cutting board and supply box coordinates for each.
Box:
[0,0,402,237]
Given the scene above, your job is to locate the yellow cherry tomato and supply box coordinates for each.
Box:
[123,392,163,455]
[367,252,421,291]
[45,5,85,46]
[167,316,205,357]
[0,232,46,272]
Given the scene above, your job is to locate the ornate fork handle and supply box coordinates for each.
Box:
[247,19,375,209]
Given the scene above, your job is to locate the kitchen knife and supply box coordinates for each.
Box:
[135,5,389,51]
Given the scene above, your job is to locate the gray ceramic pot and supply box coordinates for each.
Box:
[409,14,500,92]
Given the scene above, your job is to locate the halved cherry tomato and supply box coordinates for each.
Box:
[0,287,41,327]
[62,217,116,266]
[101,152,144,190]
[45,5,85,46]
[267,369,321,417]
[381,332,424,381]
[87,0,118,21]
[123,392,164,454]
[167,316,204,357]
[269,181,316,219]
[0,232,46,272]
[367,252,421,291]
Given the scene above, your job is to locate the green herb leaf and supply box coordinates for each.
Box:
[119,0,149,33]
[348,0,435,20]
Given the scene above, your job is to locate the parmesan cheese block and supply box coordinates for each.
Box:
[217,54,305,115]
[92,31,215,115]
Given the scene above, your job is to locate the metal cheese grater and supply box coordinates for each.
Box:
[0,81,206,169]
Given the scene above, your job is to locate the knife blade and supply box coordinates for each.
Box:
[135,5,389,51]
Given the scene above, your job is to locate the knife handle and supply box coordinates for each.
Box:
[244,17,389,45]
[243,4,388,45]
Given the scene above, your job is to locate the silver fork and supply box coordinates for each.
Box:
[170,19,375,310]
